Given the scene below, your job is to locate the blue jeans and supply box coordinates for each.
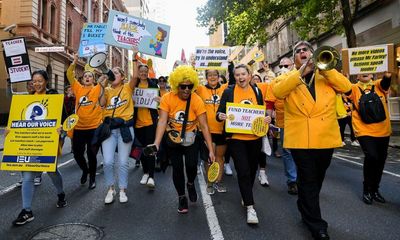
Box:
[280,128,297,183]
[102,127,134,189]
[22,170,64,211]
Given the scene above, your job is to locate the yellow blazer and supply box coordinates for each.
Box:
[272,69,352,149]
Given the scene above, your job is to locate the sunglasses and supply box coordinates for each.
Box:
[178,84,194,90]
[158,80,166,83]
[279,65,290,69]
[295,47,309,54]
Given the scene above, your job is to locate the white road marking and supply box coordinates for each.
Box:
[334,153,361,160]
[334,155,400,178]
[198,167,224,240]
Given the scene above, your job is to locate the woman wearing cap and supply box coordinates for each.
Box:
[67,54,103,189]
[217,64,272,225]
[150,65,215,214]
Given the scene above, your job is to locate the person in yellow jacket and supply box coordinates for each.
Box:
[347,72,392,205]
[273,41,352,240]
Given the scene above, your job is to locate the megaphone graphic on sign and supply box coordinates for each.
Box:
[88,52,115,81]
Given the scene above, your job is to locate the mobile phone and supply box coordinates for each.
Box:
[143,144,158,156]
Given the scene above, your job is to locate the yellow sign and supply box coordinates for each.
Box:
[253,51,264,63]
[225,103,266,134]
[251,116,269,136]
[208,162,220,183]
[1,94,63,172]
[63,114,79,131]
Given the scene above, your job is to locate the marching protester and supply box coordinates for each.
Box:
[158,76,169,97]
[273,41,352,239]
[347,72,392,204]
[337,93,359,146]
[266,57,298,195]
[10,70,67,226]
[196,69,228,195]
[67,54,103,189]
[134,64,160,188]
[150,65,215,214]
[98,56,138,204]
[217,64,272,224]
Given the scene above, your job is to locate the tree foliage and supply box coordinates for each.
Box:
[197,0,358,47]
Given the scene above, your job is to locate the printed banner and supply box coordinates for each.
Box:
[195,47,229,70]
[133,88,159,109]
[225,103,266,135]
[104,10,170,59]
[78,23,108,57]
[346,44,392,75]
[1,95,63,172]
[1,37,31,83]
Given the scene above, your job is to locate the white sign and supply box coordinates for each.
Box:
[8,65,31,83]
[225,103,266,134]
[2,38,26,56]
[348,44,389,75]
[35,46,65,53]
[133,88,159,109]
[195,47,229,70]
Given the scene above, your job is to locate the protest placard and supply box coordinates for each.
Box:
[104,10,170,59]
[225,103,266,135]
[78,23,108,57]
[342,44,395,75]
[195,47,229,70]
[133,88,159,109]
[1,94,63,172]
[1,37,31,83]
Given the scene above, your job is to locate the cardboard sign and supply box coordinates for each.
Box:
[1,95,63,172]
[195,47,229,70]
[104,10,170,59]
[133,88,159,109]
[342,44,395,75]
[225,103,266,134]
[78,23,108,57]
[1,37,31,83]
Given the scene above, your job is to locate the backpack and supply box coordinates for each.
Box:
[356,85,386,124]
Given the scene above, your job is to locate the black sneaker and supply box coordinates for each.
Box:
[135,160,141,168]
[12,209,34,226]
[187,183,197,202]
[80,172,88,185]
[287,182,298,195]
[178,196,188,214]
[88,178,96,190]
[57,193,67,208]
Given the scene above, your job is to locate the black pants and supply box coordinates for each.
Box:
[228,138,262,206]
[169,142,199,196]
[259,152,266,168]
[72,129,98,181]
[357,136,390,192]
[290,148,334,235]
[338,116,356,141]
[135,125,156,178]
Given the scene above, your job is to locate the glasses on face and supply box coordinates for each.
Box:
[178,84,194,90]
[279,65,290,69]
[158,80,166,83]
[295,47,309,54]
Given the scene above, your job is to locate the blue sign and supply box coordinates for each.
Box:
[104,10,170,59]
[78,23,108,57]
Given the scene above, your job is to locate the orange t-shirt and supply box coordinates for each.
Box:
[159,92,206,132]
[349,80,391,137]
[160,88,169,97]
[71,82,103,130]
[196,83,228,134]
[104,84,134,121]
[230,85,265,141]
[135,82,155,128]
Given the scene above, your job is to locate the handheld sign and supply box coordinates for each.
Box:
[78,23,108,57]
[1,37,31,83]
[208,162,220,183]
[225,103,266,134]
[195,47,229,70]
[251,116,269,137]
[62,114,79,131]
[132,88,159,109]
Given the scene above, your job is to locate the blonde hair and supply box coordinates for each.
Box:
[168,65,199,93]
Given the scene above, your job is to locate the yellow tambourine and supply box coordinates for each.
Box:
[208,162,220,183]
[251,116,269,137]
[62,114,79,131]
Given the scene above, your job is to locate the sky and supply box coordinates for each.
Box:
[150,0,209,76]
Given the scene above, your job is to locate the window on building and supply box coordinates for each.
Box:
[41,0,48,31]
[66,20,73,47]
[50,5,56,36]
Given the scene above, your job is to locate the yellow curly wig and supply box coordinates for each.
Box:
[168,65,199,93]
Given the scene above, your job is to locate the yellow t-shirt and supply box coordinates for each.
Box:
[135,82,155,128]
[231,85,265,141]
[196,83,228,134]
[104,84,134,121]
[159,92,206,133]
[72,82,103,130]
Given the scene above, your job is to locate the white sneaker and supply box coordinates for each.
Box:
[247,206,259,224]
[119,191,128,203]
[351,141,360,146]
[224,163,233,176]
[342,141,346,146]
[258,170,269,187]
[104,189,116,204]
[146,178,155,188]
[140,174,149,185]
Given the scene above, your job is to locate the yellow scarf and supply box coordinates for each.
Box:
[357,80,374,90]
